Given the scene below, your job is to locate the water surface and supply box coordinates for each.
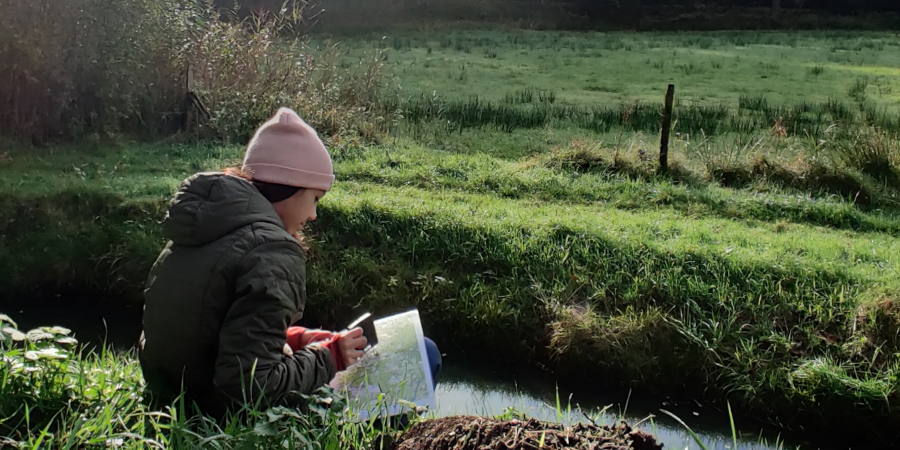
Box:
[434,358,798,450]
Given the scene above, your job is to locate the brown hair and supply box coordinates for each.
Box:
[224,167,310,250]
[224,167,302,203]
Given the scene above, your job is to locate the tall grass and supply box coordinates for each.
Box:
[183,3,396,141]
[0,0,393,142]
[831,126,900,183]
[394,91,889,138]
[0,0,184,140]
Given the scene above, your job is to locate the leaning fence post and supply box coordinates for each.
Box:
[185,63,195,132]
[183,63,209,133]
[660,84,675,174]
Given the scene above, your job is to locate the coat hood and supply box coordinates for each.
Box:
[163,172,285,246]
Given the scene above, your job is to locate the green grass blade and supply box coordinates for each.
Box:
[727,401,737,450]
[62,416,84,450]
[30,421,54,450]
[660,408,708,450]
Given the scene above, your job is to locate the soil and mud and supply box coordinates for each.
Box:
[391,416,661,450]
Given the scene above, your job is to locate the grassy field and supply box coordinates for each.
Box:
[336,30,900,111]
[3,29,900,447]
[328,30,900,211]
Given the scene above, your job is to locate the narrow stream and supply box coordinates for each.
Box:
[1,296,828,450]
[435,358,797,450]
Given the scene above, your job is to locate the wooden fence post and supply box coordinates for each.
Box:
[185,63,195,132]
[660,84,675,174]
[183,63,209,133]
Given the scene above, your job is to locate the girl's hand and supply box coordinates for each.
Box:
[338,327,367,368]
[286,327,336,351]
[301,329,336,346]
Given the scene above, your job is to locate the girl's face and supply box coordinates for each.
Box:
[273,188,326,235]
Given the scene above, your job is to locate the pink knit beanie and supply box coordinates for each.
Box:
[242,107,334,191]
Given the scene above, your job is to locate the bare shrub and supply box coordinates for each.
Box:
[0,0,184,140]
[0,0,394,142]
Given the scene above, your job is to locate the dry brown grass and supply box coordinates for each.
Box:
[548,304,680,383]
[853,295,900,368]
[0,0,184,141]
[0,0,393,143]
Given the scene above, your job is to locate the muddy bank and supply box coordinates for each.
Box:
[391,416,661,450]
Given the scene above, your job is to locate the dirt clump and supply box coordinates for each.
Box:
[392,416,662,450]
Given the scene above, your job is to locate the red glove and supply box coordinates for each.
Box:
[286,327,346,371]
[286,327,335,351]
[322,335,347,372]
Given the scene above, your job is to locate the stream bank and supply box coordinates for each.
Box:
[1,294,844,450]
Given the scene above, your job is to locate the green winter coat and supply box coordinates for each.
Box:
[138,172,336,416]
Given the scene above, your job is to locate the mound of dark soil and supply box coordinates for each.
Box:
[392,416,661,450]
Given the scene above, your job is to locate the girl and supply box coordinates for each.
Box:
[138,107,440,417]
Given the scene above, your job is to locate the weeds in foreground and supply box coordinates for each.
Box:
[660,403,790,450]
[2,313,802,450]
[0,314,417,449]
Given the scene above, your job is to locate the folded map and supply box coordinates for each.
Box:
[329,309,436,419]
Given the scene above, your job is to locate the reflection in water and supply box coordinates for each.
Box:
[434,358,795,450]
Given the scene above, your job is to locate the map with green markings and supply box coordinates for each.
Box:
[329,310,435,419]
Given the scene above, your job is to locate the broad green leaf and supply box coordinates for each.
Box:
[0,314,17,328]
[267,409,285,422]
[0,326,26,342]
[45,326,72,336]
[26,329,55,341]
[25,348,67,360]
[253,421,278,436]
